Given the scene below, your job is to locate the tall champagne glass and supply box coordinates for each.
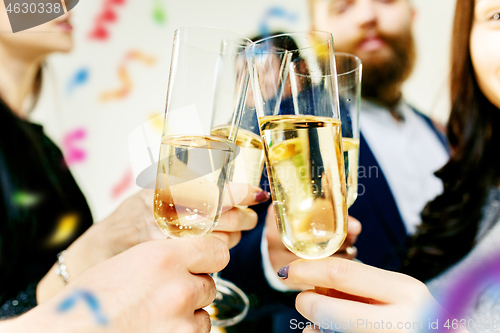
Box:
[247,32,348,260]
[336,53,362,208]
[153,26,252,327]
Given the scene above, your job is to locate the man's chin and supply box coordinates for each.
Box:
[356,46,393,65]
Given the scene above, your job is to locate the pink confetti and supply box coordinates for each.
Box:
[88,0,126,41]
[62,128,87,166]
[111,168,133,200]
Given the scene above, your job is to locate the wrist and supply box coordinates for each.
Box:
[11,290,96,333]
[36,225,110,303]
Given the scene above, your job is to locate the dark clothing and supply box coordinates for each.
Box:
[0,101,93,317]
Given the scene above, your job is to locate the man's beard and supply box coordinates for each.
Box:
[356,30,416,107]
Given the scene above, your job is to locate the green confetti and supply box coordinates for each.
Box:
[153,6,166,24]
[12,192,41,207]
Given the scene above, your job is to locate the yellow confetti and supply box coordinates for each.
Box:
[44,213,79,247]
[148,113,164,134]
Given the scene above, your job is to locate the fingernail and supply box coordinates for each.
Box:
[254,191,270,203]
[277,265,289,279]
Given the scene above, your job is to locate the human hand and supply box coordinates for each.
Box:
[211,182,268,248]
[23,237,230,333]
[36,189,157,303]
[266,204,362,290]
[282,258,465,333]
[37,184,265,303]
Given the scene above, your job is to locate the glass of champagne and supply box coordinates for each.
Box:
[336,53,362,208]
[246,32,348,260]
[153,26,252,327]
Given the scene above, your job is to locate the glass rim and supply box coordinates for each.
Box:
[174,25,254,53]
[335,52,362,77]
[248,30,333,55]
[292,52,362,79]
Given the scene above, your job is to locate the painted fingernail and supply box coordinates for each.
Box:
[254,191,270,203]
[277,265,289,279]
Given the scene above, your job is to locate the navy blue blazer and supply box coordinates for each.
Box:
[221,110,448,333]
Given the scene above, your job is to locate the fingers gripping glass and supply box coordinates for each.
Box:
[153,26,251,327]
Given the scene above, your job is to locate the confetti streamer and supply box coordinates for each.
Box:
[58,289,108,325]
[44,213,80,247]
[100,51,156,102]
[111,168,134,200]
[259,6,298,36]
[88,0,127,41]
[67,67,90,95]
[62,128,87,166]
[432,253,500,333]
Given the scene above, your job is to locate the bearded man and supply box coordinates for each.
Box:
[221,1,450,331]
[306,0,449,270]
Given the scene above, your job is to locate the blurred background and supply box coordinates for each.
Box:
[29,0,456,221]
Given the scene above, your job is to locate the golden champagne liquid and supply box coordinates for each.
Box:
[211,125,265,188]
[154,135,234,238]
[342,137,360,208]
[260,115,348,259]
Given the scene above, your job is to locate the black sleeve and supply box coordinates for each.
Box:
[0,283,37,319]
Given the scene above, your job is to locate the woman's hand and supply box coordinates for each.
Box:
[13,237,229,333]
[266,205,362,290]
[37,184,265,303]
[282,258,465,333]
[212,182,267,248]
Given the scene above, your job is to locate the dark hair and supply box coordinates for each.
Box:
[31,65,43,111]
[402,0,500,281]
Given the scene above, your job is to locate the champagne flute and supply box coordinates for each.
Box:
[336,53,362,208]
[247,32,348,260]
[153,26,252,327]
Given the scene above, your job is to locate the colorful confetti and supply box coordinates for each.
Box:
[111,168,134,200]
[152,0,167,24]
[44,213,80,247]
[62,128,87,166]
[148,113,164,134]
[100,51,156,102]
[88,0,127,41]
[258,6,298,36]
[58,289,108,326]
[67,68,90,95]
[433,252,500,332]
[11,192,42,207]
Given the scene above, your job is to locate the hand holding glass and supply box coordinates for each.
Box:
[153,26,252,326]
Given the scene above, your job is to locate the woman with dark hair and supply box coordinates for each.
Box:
[0,5,263,320]
[278,0,500,328]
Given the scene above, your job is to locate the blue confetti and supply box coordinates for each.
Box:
[259,6,299,37]
[67,68,90,95]
[57,289,108,325]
